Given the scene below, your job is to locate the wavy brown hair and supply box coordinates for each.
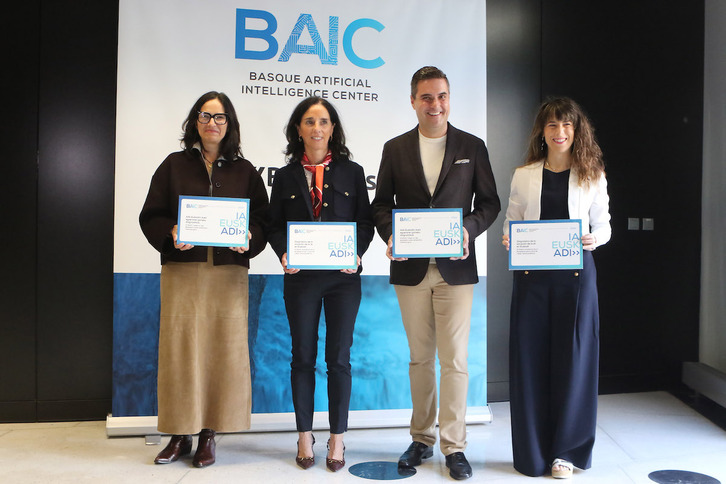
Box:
[525,97,604,185]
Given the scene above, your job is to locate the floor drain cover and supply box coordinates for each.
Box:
[348,461,417,480]
[648,470,720,484]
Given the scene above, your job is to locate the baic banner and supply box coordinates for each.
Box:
[112,0,488,424]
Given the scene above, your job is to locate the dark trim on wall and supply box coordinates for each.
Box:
[37,399,113,422]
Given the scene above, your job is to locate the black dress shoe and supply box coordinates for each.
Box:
[398,441,433,468]
[445,452,472,480]
[154,434,192,464]
[193,429,216,468]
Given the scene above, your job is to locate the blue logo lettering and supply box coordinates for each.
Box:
[235,9,384,68]
[279,14,337,65]
[235,9,278,60]
[342,18,385,69]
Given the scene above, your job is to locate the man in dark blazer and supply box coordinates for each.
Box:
[371,66,500,481]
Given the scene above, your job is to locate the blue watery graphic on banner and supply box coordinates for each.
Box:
[112,273,487,416]
[112,273,159,417]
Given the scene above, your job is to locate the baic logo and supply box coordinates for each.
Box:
[235,9,385,69]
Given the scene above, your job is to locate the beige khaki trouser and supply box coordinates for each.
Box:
[394,264,474,455]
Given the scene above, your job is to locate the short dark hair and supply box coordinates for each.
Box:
[181,91,243,161]
[410,66,449,98]
[284,96,352,164]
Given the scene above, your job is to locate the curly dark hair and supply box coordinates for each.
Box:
[181,91,243,161]
[524,97,605,185]
[284,96,351,164]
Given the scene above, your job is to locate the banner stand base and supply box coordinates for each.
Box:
[106,406,492,437]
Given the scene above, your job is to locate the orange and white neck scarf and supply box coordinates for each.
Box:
[301,151,332,219]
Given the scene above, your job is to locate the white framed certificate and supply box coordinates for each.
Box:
[392,208,464,258]
[509,220,583,270]
[177,196,250,248]
[287,222,358,270]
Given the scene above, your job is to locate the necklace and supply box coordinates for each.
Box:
[201,146,221,165]
[545,160,569,173]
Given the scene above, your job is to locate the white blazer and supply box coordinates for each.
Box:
[503,161,611,249]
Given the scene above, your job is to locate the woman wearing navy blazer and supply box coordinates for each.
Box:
[268,97,374,472]
[502,98,611,479]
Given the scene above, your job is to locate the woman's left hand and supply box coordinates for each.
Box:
[581,233,597,251]
[229,232,252,253]
[340,256,361,274]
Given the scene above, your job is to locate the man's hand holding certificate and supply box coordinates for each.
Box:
[177,196,250,248]
[509,220,583,270]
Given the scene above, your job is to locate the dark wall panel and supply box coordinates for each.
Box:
[540,1,704,391]
[486,0,542,402]
[35,1,118,419]
[0,3,40,422]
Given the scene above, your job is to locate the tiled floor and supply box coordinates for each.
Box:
[1,392,724,483]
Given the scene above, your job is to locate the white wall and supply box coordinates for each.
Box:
[700,0,726,372]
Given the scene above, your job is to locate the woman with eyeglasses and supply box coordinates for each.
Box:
[268,97,374,472]
[139,91,269,468]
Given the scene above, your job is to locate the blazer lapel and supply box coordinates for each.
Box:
[433,123,456,197]
[567,169,580,220]
[405,128,432,198]
[529,162,543,220]
[292,163,315,220]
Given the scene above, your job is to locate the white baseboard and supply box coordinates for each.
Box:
[106,406,492,437]
[682,361,726,408]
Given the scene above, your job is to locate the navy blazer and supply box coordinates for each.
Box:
[372,124,500,285]
[268,158,375,270]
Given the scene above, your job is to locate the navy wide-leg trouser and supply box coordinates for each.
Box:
[509,250,600,477]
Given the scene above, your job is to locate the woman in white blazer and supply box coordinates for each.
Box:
[502,98,611,479]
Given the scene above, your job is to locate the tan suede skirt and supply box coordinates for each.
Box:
[157,255,251,434]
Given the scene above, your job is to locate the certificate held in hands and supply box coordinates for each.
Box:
[392,208,464,258]
[287,222,358,270]
[509,219,583,270]
[177,196,250,248]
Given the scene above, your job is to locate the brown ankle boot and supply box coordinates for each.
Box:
[154,434,192,464]
[193,429,216,468]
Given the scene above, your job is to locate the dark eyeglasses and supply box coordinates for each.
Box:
[197,111,229,125]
